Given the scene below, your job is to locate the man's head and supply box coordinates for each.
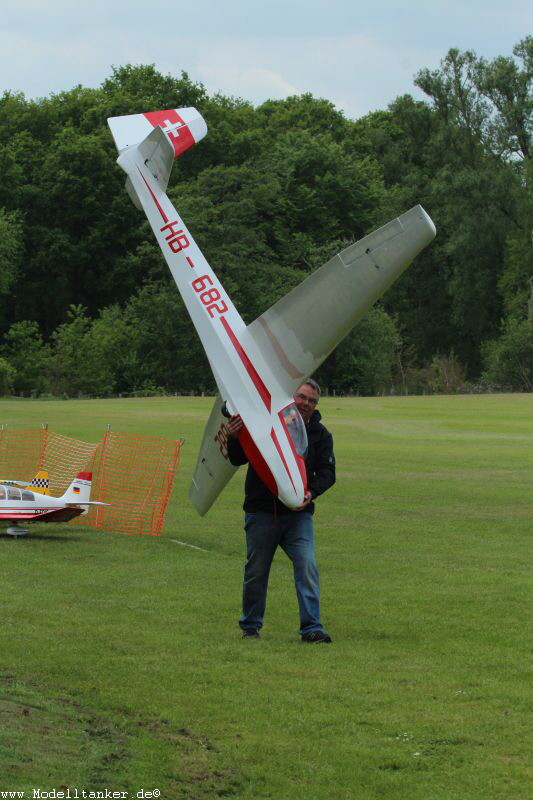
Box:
[294,379,320,423]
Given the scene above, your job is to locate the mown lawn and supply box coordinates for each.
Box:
[1,394,532,799]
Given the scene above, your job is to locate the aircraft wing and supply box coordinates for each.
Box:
[190,206,435,514]
[189,396,239,515]
[247,205,436,394]
[35,507,86,523]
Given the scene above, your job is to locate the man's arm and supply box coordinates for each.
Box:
[308,430,336,499]
[226,415,249,466]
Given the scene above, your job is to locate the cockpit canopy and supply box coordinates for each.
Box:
[0,485,35,501]
[280,403,308,458]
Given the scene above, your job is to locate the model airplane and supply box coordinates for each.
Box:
[1,469,51,495]
[0,471,104,536]
[108,108,436,515]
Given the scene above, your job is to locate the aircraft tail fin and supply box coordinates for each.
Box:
[26,469,50,496]
[60,471,93,506]
[108,108,207,209]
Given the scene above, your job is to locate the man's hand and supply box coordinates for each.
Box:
[227,414,244,438]
[293,491,312,511]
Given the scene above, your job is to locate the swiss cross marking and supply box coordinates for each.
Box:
[161,119,183,139]
[160,220,190,253]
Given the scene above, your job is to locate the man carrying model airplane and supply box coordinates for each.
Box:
[227,380,335,643]
[107,105,435,640]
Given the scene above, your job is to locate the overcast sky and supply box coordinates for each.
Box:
[1,0,530,119]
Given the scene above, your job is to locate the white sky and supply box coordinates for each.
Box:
[0,0,530,119]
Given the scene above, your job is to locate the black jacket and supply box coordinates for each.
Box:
[227,409,336,515]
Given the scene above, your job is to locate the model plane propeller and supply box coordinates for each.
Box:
[108,108,436,515]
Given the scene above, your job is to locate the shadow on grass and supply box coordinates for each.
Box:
[0,533,84,543]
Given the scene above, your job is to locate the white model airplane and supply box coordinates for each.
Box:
[108,108,436,515]
[1,469,51,495]
[0,471,102,536]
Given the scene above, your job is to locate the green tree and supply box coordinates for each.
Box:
[474,37,532,161]
[0,52,528,394]
[426,352,467,393]
[482,317,533,390]
[316,308,399,395]
[365,41,532,376]
[0,207,22,296]
[122,281,213,393]
[49,305,115,396]
[355,100,455,365]
[0,357,15,395]
[2,320,52,396]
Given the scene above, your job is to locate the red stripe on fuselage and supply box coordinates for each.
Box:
[137,167,168,223]
[270,429,297,493]
[0,509,50,519]
[220,317,271,412]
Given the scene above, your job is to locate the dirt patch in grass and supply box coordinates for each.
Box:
[0,671,241,798]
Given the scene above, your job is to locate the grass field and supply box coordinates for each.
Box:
[1,394,532,799]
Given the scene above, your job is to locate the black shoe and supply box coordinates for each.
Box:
[242,628,260,639]
[301,630,332,643]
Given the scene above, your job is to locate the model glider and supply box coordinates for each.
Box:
[0,471,104,536]
[108,108,436,515]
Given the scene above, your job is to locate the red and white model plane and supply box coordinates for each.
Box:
[0,471,101,537]
[108,108,436,515]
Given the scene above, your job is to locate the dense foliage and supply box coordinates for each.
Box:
[0,38,531,396]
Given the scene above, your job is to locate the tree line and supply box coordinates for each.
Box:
[0,37,531,397]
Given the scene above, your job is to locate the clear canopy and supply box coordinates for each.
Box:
[280,403,308,458]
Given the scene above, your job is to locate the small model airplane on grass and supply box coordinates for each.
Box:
[108,108,436,515]
[0,471,104,537]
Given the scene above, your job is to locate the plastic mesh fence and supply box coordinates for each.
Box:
[40,431,99,496]
[0,427,181,536]
[78,431,181,536]
[0,427,46,482]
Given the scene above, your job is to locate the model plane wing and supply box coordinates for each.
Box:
[247,206,436,394]
[189,396,239,514]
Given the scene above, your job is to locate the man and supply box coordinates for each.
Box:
[226,379,336,643]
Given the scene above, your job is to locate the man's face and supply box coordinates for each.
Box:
[294,383,319,423]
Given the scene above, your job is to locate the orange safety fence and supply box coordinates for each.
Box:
[0,427,182,536]
[79,430,182,536]
[39,431,99,496]
[0,426,47,483]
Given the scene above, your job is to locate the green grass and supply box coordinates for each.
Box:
[1,394,532,798]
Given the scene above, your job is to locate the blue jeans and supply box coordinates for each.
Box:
[239,511,323,635]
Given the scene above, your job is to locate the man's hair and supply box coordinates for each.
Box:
[303,378,321,397]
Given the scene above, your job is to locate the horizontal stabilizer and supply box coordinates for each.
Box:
[189,396,239,516]
[247,205,436,393]
[108,107,207,156]
[108,107,207,209]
